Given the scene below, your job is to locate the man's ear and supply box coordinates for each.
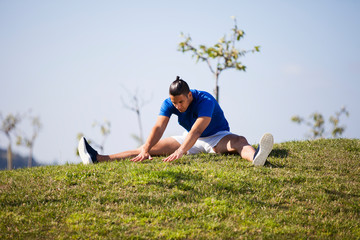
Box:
[188,91,192,99]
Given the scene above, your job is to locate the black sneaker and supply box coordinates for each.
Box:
[253,133,274,166]
[78,137,98,164]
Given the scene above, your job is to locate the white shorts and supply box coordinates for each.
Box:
[171,131,233,154]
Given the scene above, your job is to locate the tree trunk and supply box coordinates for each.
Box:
[214,73,220,102]
[28,147,33,168]
[214,85,219,102]
[7,144,12,170]
[136,110,144,145]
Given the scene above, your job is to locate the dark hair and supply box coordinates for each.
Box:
[169,76,190,96]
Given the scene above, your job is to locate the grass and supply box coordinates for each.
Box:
[0,138,359,239]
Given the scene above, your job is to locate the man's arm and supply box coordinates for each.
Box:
[162,116,211,162]
[131,115,169,162]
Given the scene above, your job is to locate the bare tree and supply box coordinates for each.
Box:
[121,87,151,146]
[0,112,21,170]
[16,114,42,167]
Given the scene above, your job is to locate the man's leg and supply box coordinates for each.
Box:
[213,133,274,166]
[97,137,180,162]
[212,134,255,161]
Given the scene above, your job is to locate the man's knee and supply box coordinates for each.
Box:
[231,136,249,149]
[236,135,249,145]
[214,134,249,153]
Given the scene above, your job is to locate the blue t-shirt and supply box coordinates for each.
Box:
[159,89,230,137]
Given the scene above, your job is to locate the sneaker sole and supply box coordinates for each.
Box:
[78,137,93,165]
[253,133,274,166]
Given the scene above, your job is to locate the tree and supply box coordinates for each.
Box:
[121,87,151,146]
[77,119,111,155]
[0,112,21,170]
[291,106,349,139]
[291,113,325,139]
[329,107,349,138]
[91,120,111,153]
[16,114,42,167]
[178,16,260,102]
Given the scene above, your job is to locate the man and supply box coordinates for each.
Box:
[78,76,274,166]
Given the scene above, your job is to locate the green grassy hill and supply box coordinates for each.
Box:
[1,139,359,239]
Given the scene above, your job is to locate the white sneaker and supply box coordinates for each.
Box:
[78,137,98,164]
[253,133,274,166]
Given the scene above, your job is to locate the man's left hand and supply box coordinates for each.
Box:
[162,149,185,162]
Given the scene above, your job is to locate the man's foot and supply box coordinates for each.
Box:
[78,137,99,164]
[253,133,274,166]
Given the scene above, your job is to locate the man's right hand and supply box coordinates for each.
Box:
[130,116,169,162]
[130,150,153,162]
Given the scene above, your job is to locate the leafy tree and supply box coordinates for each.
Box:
[0,112,21,170]
[91,120,111,153]
[77,119,111,155]
[329,107,349,138]
[178,16,260,102]
[16,115,42,167]
[291,113,325,139]
[291,107,349,139]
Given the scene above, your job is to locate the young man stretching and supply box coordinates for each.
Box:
[78,77,274,166]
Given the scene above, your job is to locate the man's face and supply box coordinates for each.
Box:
[170,92,193,113]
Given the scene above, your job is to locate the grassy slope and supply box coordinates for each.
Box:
[0,139,359,239]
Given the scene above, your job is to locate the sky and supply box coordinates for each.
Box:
[1,0,359,165]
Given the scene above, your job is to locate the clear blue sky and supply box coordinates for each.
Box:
[1,0,359,165]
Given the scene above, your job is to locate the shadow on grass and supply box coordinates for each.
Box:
[264,148,289,168]
[148,148,289,168]
[148,169,202,190]
[270,148,289,158]
[324,188,360,199]
[264,161,282,168]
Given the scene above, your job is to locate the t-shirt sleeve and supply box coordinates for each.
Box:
[197,96,215,117]
[159,99,173,117]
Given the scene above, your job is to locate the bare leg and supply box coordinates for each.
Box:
[213,134,255,162]
[97,137,181,162]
